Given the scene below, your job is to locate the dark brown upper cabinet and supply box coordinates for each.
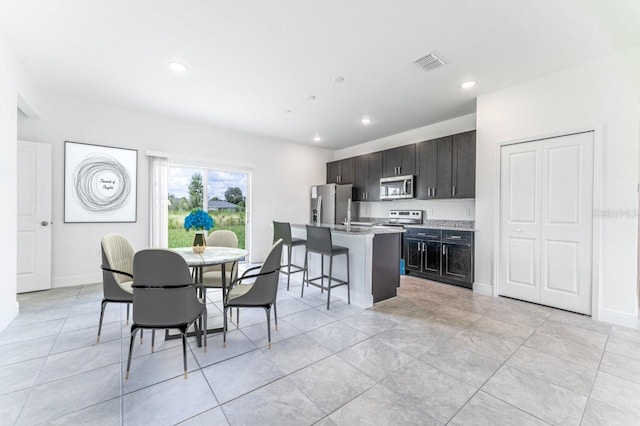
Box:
[451,130,476,198]
[353,152,383,201]
[326,158,354,184]
[382,145,416,177]
[416,136,452,199]
[326,130,475,200]
[416,131,475,199]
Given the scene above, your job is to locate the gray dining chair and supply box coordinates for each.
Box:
[98,234,135,343]
[223,239,283,348]
[125,249,207,380]
[202,230,239,299]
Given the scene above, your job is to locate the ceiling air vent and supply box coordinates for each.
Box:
[414,52,447,71]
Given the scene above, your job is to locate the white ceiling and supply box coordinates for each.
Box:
[1,0,639,149]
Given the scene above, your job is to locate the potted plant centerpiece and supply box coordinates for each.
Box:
[184,209,214,253]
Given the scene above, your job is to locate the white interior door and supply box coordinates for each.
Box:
[500,132,594,314]
[500,142,542,303]
[17,140,52,293]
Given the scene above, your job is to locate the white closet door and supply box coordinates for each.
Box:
[17,141,52,293]
[499,142,542,303]
[499,132,593,314]
[540,133,593,314]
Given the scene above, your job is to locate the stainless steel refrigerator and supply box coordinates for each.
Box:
[310,184,356,225]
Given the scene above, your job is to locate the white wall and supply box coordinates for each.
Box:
[476,48,640,326]
[18,93,332,288]
[334,114,477,220]
[0,33,40,331]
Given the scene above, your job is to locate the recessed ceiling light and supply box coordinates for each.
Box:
[306,95,316,101]
[313,135,322,142]
[332,76,345,83]
[361,116,372,125]
[168,61,187,73]
[460,80,476,89]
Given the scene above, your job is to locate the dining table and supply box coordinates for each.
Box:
[165,245,249,342]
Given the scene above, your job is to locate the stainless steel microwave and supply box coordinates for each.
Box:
[380,175,415,200]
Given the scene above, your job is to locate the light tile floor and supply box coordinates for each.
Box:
[1,274,640,425]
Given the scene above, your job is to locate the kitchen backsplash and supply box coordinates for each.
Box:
[356,198,475,221]
[360,216,475,230]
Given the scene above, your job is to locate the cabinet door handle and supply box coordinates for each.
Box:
[448,235,462,240]
[433,187,436,197]
[442,245,446,256]
[428,188,431,197]
[452,185,456,196]
[421,242,425,252]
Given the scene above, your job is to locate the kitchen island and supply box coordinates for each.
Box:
[290,224,404,308]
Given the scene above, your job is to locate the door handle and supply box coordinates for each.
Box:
[452,186,457,196]
[41,221,49,227]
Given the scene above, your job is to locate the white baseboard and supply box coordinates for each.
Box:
[52,273,101,289]
[0,299,19,333]
[473,282,493,296]
[598,307,639,329]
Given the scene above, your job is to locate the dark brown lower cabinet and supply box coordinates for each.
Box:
[404,228,473,289]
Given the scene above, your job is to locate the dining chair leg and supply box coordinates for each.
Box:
[151,330,155,353]
[265,307,272,349]
[140,329,144,344]
[181,328,188,379]
[273,302,278,330]
[97,299,108,343]
[203,310,207,353]
[223,307,228,347]
[236,308,240,329]
[125,327,138,380]
[126,303,130,325]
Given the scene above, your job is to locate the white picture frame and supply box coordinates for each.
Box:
[64,141,138,223]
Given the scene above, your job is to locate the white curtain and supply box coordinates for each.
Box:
[149,155,168,248]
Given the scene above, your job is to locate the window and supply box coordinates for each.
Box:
[167,165,248,249]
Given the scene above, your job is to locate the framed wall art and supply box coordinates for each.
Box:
[64,141,138,223]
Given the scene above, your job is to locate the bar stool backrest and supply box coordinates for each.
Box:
[305,225,332,254]
[273,221,293,245]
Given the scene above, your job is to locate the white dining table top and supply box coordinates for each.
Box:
[171,246,248,266]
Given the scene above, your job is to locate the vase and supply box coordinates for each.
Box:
[192,231,207,254]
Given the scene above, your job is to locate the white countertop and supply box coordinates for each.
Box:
[291,223,405,235]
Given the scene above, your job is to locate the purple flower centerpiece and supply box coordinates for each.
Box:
[184,209,214,253]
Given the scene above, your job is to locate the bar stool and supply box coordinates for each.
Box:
[273,221,306,290]
[302,225,350,310]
